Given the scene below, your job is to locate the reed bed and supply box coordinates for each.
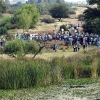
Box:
[0,48,100,89]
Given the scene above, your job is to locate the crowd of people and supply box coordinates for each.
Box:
[0,22,100,58]
[14,22,100,52]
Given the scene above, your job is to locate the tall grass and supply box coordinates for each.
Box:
[0,48,100,89]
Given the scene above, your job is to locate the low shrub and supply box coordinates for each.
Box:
[4,39,39,56]
[41,18,55,23]
[78,14,84,21]
[69,10,76,15]
[60,24,67,31]
[0,27,7,35]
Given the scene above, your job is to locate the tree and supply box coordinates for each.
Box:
[4,39,40,57]
[82,0,100,34]
[86,0,100,5]
[15,4,40,32]
[49,3,69,21]
[0,0,8,13]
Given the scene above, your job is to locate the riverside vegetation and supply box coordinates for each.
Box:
[0,47,100,89]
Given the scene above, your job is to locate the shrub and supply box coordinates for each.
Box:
[0,13,2,18]
[4,39,26,56]
[78,14,84,21]
[0,17,11,26]
[4,39,40,56]
[41,18,55,23]
[0,27,7,35]
[5,23,12,30]
[60,24,67,31]
[69,10,76,14]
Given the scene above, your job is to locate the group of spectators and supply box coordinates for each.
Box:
[14,22,100,52]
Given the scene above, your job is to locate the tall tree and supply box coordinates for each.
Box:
[49,3,69,21]
[83,0,100,34]
[86,0,99,5]
[15,4,40,32]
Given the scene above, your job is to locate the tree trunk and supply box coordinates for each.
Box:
[32,46,45,59]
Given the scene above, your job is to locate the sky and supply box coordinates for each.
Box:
[64,0,86,2]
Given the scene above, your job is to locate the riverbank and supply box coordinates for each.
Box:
[0,78,100,100]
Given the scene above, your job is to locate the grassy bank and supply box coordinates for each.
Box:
[0,78,100,100]
[0,48,100,89]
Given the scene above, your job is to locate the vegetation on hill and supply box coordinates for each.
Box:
[83,0,100,34]
[49,3,69,21]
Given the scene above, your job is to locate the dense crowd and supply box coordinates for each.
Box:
[0,22,99,54]
[14,22,100,52]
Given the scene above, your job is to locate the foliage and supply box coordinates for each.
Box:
[83,8,100,21]
[15,4,40,32]
[0,13,2,18]
[49,3,69,21]
[60,24,67,31]
[87,0,100,5]
[4,39,39,56]
[7,7,19,14]
[25,40,40,54]
[78,14,84,21]
[0,0,8,13]
[5,23,12,30]
[4,39,26,56]
[68,8,76,15]
[37,3,52,15]
[69,10,76,15]
[41,18,55,23]
[91,18,100,34]
[0,27,7,35]
[0,16,11,27]
[83,0,100,34]
[0,48,100,89]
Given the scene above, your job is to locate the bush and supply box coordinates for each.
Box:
[4,39,39,56]
[41,18,55,23]
[0,27,7,35]
[69,10,76,15]
[60,24,67,31]
[4,39,27,56]
[78,14,84,21]
[0,13,2,18]
[5,23,12,30]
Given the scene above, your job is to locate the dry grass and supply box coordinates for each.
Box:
[16,7,86,34]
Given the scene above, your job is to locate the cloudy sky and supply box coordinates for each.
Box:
[64,0,86,2]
